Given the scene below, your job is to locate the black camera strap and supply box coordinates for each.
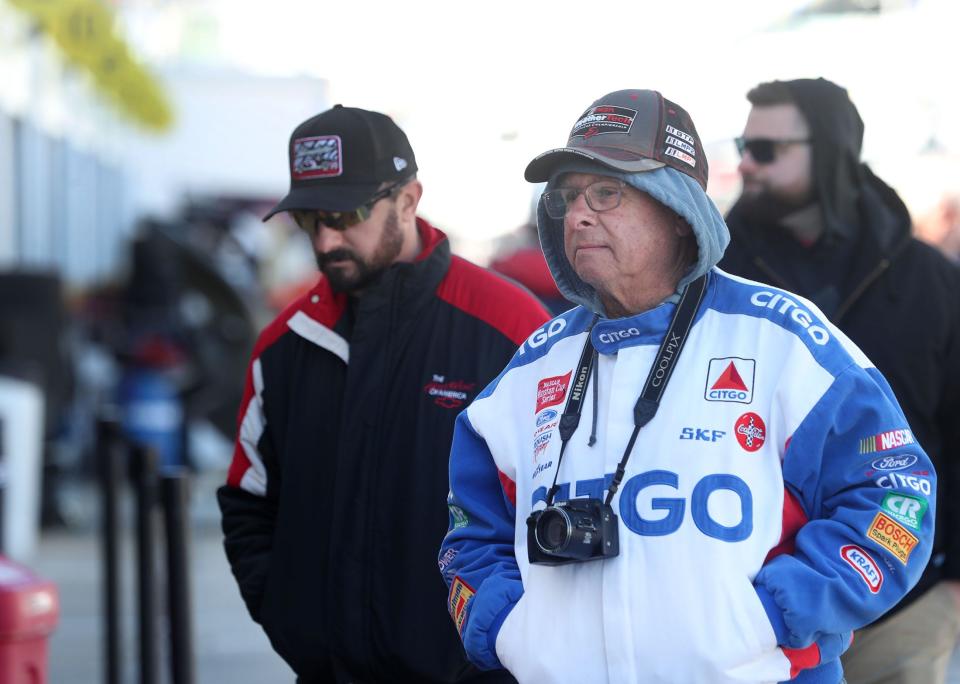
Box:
[544,275,708,507]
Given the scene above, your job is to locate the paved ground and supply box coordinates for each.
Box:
[31,472,292,683]
[24,472,960,683]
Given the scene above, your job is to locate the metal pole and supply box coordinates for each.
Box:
[97,416,122,684]
[133,444,159,684]
[161,470,195,684]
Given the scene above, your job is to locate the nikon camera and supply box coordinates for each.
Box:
[527,498,619,566]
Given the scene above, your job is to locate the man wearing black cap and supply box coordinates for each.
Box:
[217,105,548,683]
[439,89,935,683]
[719,78,960,684]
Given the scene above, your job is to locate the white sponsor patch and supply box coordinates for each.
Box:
[665,135,696,155]
[665,125,694,144]
[840,544,883,594]
[664,146,696,167]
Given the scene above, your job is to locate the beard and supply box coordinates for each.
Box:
[738,181,814,226]
[315,208,404,293]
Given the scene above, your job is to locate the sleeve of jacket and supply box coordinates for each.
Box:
[439,410,522,671]
[936,263,960,579]
[216,354,278,625]
[753,364,936,654]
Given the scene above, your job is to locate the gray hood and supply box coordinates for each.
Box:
[537,164,730,316]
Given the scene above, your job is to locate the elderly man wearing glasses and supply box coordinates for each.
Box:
[440,88,935,683]
[720,78,960,684]
[218,104,547,683]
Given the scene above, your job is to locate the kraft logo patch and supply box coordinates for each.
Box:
[536,372,572,414]
[840,545,883,594]
[881,493,927,531]
[734,412,766,452]
[705,358,755,403]
[292,135,342,179]
[448,576,475,636]
[867,511,919,565]
[859,429,915,454]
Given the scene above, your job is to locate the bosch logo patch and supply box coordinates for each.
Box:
[704,358,755,403]
[840,545,883,594]
[734,412,766,452]
[867,511,919,565]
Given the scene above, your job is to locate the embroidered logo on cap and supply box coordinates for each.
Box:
[292,135,343,179]
[393,156,408,172]
[571,105,638,138]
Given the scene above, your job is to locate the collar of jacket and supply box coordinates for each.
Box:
[352,216,451,318]
[286,217,452,346]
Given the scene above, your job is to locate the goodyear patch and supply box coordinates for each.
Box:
[867,511,919,565]
[448,576,475,636]
[881,492,928,531]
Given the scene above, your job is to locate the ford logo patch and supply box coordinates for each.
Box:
[870,454,918,472]
[536,409,558,427]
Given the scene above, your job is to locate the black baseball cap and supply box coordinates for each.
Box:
[524,89,708,190]
[263,104,418,220]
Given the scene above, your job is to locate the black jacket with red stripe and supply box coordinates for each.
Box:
[217,219,550,683]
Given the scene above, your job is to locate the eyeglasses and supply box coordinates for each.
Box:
[293,180,405,233]
[542,179,627,219]
[734,137,810,164]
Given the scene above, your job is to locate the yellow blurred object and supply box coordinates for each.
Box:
[8,0,174,132]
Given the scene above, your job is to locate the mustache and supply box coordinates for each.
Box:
[316,249,359,269]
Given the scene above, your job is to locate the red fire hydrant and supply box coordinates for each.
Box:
[0,556,59,684]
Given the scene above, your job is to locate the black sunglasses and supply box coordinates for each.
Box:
[293,180,407,232]
[734,137,810,164]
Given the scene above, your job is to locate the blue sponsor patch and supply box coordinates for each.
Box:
[870,454,919,472]
[536,409,558,427]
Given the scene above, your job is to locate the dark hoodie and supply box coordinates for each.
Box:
[720,78,960,615]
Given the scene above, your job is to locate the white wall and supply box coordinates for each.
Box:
[115,68,329,219]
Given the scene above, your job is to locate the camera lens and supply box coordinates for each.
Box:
[535,508,573,553]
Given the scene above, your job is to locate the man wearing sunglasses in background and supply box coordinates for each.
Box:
[720,78,960,683]
[217,104,548,683]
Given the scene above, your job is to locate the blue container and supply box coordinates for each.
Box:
[118,367,184,472]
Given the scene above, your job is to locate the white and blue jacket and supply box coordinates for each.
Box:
[440,167,935,684]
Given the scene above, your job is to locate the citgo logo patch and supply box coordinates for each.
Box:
[448,576,475,636]
[867,511,919,565]
[840,545,883,594]
[734,412,766,452]
[705,358,755,403]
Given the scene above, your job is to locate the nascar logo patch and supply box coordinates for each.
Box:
[448,576,475,636]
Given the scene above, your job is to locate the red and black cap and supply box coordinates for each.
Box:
[263,104,418,220]
[524,89,708,190]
